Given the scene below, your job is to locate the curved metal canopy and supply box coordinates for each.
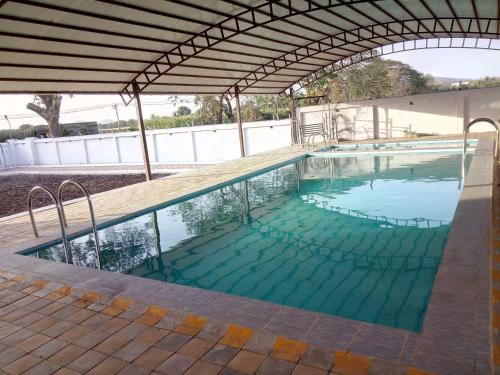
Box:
[0,0,499,101]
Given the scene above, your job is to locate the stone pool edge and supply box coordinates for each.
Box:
[0,136,494,374]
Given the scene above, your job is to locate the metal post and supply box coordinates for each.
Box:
[3,115,12,139]
[234,85,246,157]
[373,105,380,139]
[112,104,122,132]
[289,88,298,144]
[132,82,153,181]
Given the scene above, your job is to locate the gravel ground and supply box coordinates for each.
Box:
[0,173,168,218]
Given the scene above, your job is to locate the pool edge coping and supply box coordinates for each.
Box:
[0,135,494,374]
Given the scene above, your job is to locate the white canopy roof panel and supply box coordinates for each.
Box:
[0,0,499,100]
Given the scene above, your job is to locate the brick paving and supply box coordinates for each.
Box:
[0,134,494,375]
[0,145,308,252]
[0,271,439,375]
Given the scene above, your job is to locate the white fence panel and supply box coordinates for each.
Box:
[115,135,141,164]
[194,127,241,162]
[0,119,292,168]
[34,140,59,165]
[86,137,120,164]
[154,132,193,163]
[57,140,86,164]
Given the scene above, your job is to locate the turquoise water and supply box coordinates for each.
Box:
[324,139,477,152]
[28,152,470,331]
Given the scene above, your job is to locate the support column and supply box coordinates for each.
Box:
[463,95,470,132]
[289,88,298,144]
[132,82,153,181]
[234,85,246,157]
[372,105,380,139]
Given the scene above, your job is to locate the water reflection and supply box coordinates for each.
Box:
[32,152,470,331]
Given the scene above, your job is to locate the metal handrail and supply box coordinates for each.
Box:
[463,118,499,157]
[27,186,72,264]
[58,180,101,269]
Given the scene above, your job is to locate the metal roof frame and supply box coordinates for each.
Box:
[0,0,498,100]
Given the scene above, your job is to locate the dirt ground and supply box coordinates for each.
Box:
[0,173,167,218]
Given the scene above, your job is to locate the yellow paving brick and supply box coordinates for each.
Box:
[494,314,500,329]
[72,291,103,308]
[219,324,254,349]
[136,305,168,326]
[271,336,308,363]
[12,274,27,282]
[102,306,124,317]
[493,290,500,302]
[331,351,370,375]
[33,279,50,288]
[112,297,133,310]
[492,269,500,281]
[407,368,439,375]
[175,314,207,335]
[494,346,500,365]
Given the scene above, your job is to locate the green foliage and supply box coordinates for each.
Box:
[174,105,192,116]
[240,96,290,121]
[305,57,427,103]
[145,114,200,129]
[0,124,49,140]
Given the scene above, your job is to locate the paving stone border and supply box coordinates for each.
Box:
[0,270,439,375]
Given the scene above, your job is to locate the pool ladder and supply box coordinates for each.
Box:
[27,180,101,269]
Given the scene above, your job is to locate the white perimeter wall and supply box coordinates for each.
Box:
[0,119,292,169]
[2,86,499,169]
[299,86,500,140]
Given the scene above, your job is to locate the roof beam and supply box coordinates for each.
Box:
[444,0,466,36]
[123,0,387,102]
[368,2,417,37]
[305,0,395,45]
[7,0,328,59]
[418,0,451,37]
[470,0,482,37]
[230,17,492,96]
[392,0,436,37]
[0,14,298,63]
[337,0,410,41]
[284,36,500,96]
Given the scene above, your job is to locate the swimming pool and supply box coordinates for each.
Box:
[26,150,471,332]
[322,139,477,153]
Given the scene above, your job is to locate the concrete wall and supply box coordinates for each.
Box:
[0,119,292,169]
[298,86,500,140]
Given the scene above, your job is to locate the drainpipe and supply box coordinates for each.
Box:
[132,82,153,181]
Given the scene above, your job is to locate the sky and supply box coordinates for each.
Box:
[1,48,499,130]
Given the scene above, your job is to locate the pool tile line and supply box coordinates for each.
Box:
[0,270,443,375]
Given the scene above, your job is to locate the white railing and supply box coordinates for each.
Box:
[0,119,291,169]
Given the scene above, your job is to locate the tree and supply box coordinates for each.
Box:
[306,57,427,103]
[195,95,234,124]
[26,95,63,137]
[175,106,192,116]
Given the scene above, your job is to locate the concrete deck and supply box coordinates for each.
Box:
[0,163,209,176]
[0,135,495,375]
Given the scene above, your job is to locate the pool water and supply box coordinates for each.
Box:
[323,139,477,153]
[28,151,470,331]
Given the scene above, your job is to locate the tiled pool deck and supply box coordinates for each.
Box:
[0,135,494,375]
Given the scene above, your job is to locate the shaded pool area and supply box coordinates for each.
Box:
[27,151,470,331]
